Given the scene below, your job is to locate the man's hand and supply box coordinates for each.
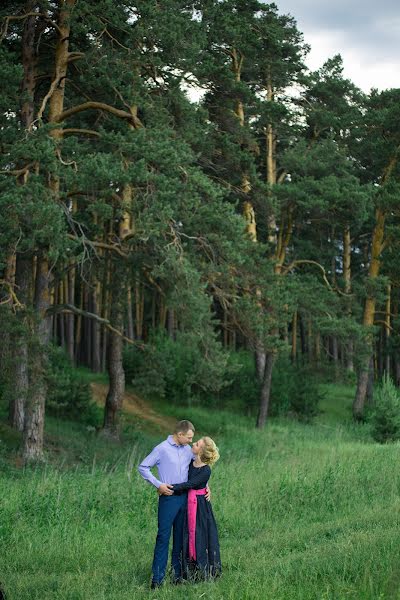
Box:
[205,486,211,502]
[158,483,174,496]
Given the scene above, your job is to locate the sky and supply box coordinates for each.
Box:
[273,0,400,92]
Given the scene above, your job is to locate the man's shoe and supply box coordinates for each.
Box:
[150,581,162,589]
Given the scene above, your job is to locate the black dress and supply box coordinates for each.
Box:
[172,461,222,581]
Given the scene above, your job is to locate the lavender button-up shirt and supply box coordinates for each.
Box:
[138,435,194,489]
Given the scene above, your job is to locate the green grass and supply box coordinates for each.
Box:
[1,382,400,599]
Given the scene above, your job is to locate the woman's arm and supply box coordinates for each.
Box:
[172,466,211,493]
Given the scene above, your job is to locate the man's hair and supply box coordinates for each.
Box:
[174,420,195,434]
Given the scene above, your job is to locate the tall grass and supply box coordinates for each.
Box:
[0,384,400,599]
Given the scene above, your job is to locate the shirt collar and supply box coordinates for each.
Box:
[167,435,180,447]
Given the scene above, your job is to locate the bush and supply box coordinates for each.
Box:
[370,374,400,443]
[123,329,233,404]
[270,357,323,421]
[46,346,98,425]
[217,350,259,414]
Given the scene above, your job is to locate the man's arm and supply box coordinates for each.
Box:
[138,446,162,489]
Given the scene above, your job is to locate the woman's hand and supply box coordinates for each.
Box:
[158,484,174,496]
[205,486,211,501]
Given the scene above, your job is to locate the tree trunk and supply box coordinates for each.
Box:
[343,224,354,372]
[135,280,144,339]
[366,355,375,406]
[291,311,297,363]
[331,336,339,380]
[9,254,33,431]
[23,256,51,462]
[353,208,385,420]
[103,264,126,436]
[23,0,75,461]
[103,327,125,437]
[127,286,134,341]
[66,263,75,362]
[91,282,101,372]
[256,352,275,428]
[385,283,391,376]
[315,330,321,365]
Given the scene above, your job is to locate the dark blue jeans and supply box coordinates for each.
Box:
[152,494,187,584]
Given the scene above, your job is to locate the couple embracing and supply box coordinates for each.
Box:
[138,420,221,588]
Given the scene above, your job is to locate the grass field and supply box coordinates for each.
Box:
[1,382,400,599]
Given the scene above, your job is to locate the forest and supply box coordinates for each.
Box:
[1,0,400,461]
[2,1,400,599]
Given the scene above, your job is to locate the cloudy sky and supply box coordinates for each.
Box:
[273,0,400,92]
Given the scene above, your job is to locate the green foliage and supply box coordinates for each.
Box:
[124,329,232,404]
[370,374,400,443]
[270,357,323,421]
[46,346,98,425]
[217,349,259,413]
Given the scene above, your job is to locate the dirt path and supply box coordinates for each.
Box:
[90,382,176,431]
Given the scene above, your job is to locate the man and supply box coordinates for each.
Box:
[138,419,209,588]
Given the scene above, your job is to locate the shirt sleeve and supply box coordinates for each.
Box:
[138,445,162,489]
[172,466,211,493]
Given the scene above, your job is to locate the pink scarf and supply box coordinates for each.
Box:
[187,488,207,561]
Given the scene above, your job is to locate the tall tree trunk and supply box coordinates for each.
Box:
[8,3,38,431]
[291,311,298,363]
[103,326,125,436]
[385,283,391,376]
[9,255,33,431]
[23,256,51,461]
[135,280,144,340]
[103,265,126,437]
[353,209,385,419]
[366,355,375,406]
[331,336,339,380]
[127,285,134,341]
[23,0,75,461]
[343,224,354,371]
[256,352,275,428]
[66,263,75,362]
[91,281,101,372]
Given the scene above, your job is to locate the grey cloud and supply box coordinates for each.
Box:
[272,0,400,62]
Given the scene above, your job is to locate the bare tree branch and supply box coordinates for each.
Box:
[47,303,144,347]
[55,101,144,129]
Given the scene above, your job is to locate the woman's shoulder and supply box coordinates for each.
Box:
[190,461,211,472]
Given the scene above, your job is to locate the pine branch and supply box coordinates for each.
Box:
[1,12,63,43]
[55,102,144,128]
[66,234,129,258]
[47,303,144,347]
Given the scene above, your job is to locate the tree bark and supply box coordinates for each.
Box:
[353,208,385,419]
[103,265,126,437]
[23,256,51,461]
[385,283,391,376]
[103,326,125,436]
[23,0,75,461]
[91,282,101,372]
[256,352,275,428]
[343,224,354,372]
[9,254,33,431]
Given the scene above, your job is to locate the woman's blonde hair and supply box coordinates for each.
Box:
[200,436,220,466]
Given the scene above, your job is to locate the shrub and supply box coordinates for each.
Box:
[46,346,98,425]
[217,350,259,414]
[123,329,233,404]
[370,374,400,443]
[270,357,323,421]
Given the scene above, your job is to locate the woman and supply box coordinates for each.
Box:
[171,436,221,581]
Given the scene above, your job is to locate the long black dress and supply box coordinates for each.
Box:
[172,461,222,581]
